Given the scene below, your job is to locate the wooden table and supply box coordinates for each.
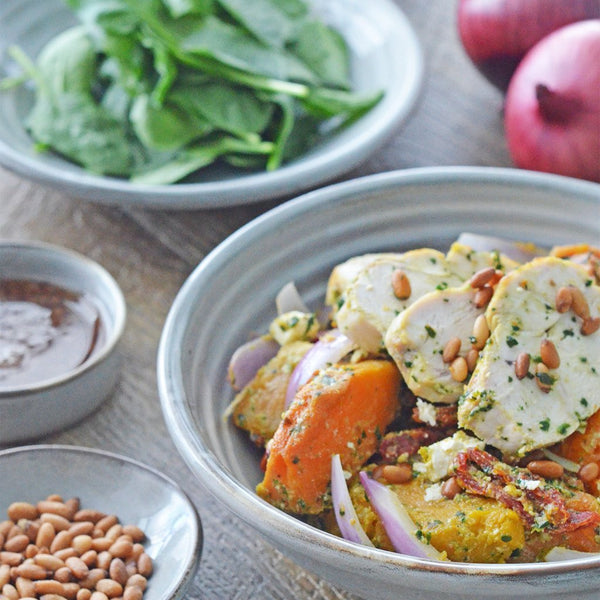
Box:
[0,1,515,597]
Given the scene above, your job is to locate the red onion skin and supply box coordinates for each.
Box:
[504,20,600,183]
[458,0,600,90]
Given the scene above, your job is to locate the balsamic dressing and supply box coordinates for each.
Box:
[0,280,103,389]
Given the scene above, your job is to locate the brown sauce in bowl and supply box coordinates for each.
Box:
[0,280,103,389]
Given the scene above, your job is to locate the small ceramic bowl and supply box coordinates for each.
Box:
[0,240,126,444]
[157,166,600,600]
[0,444,202,599]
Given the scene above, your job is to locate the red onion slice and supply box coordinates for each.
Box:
[544,547,600,562]
[276,281,310,315]
[456,232,545,263]
[331,454,373,546]
[359,471,443,560]
[227,336,280,391]
[284,330,356,408]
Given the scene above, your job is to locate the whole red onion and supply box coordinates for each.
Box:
[504,20,600,183]
[458,0,600,90]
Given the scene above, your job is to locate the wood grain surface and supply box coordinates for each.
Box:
[0,1,515,598]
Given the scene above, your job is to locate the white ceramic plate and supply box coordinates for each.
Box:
[158,167,600,600]
[0,0,423,209]
[0,445,202,600]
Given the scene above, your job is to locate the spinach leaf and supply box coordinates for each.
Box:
[216,0,307,48]
[130,93,210,151]
[290,19,350,90]
[28,92,133,175]
[132,136,273,184]
[170,82,274,141]
[180,16,317,83]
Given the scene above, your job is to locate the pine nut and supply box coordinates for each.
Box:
[555,286,573,313]
[96,552,112,571]
[473,285,493,308]
[540,339,560,369]
[465,348,479,372]
[68,522,94,538]
[381,464,413,484]
[50,531,72,554]
[108,559,128,587]
[391,270,411,300]
[90,592,109,600]
[63,582,81,599]
[124,585,144,600]
[3,535,28,554]
[7,504,38,523]
[36,523,56,550]
[125,575,147,591]
[77,589,92,600]
[96,578,122,597]
[72,535,93,555]
[121,527,145,544]
[470,267,496,289]
[442,337,461,363]
[80,550,97,568]
[73,511,105,525]
[35,579,66,595]
[581,317,600,336]
[527,460,564,479]
[65,557,89,580]
[570,286,590,319]
[78,569,105,590]
[42,514,71,534]
[449,356,468,382]
[514,352,530,380]
[53,567,72,583]
[136,554,152,579]
[441,476,462,500]
[15,576,35,597]
[107,539,133,560]
[535,363,553,393]
[471,314,489,350]
[0,564,10,587]
[579,462,600,484]
[34,554,64,572]
[37,503,72,522]
[0,553,23,567]
[90,538,112,553]
[14,562,48,580]
[2,583,18,600]
[52,548,77,561]
[96,517,118,536]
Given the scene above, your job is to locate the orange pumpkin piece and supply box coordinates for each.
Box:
[256,359,401,514]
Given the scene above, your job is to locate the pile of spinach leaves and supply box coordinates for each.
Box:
[2,0,383,184]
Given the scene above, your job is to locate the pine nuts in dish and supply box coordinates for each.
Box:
[0,495,153,600]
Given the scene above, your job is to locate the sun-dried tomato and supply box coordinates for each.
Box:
[379,428,447,464]
[454,448,600,533]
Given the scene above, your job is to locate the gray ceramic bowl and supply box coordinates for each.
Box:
[0,241,126,444]
[157,166,600,600]
[0,444,202,600]
[0,0,423,209]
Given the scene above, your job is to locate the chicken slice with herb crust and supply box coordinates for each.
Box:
[458,257,600,457]
[334,249,462,354]
[385,284,486,404]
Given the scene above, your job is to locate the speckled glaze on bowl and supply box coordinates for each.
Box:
[0,0,423,209]
[0,445,202,600]
[0,241,126,444]
[158,167,600,600]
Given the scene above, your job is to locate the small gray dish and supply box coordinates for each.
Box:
[0,444,202,600]
[0,240,126,444]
